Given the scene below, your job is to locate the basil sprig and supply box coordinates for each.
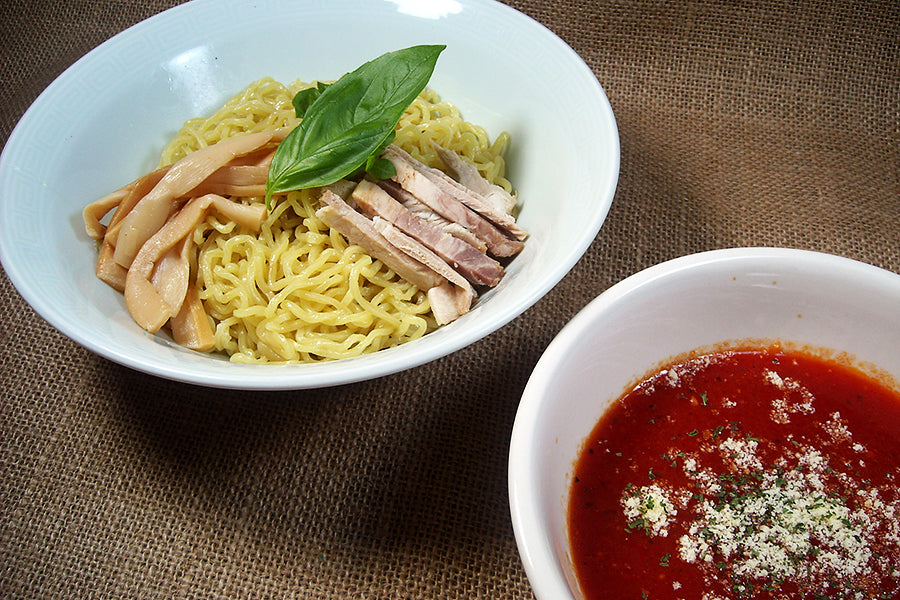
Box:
[265,44,446,206]
[291,81,330,117]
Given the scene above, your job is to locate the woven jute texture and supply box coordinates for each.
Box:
[1,0,898,598]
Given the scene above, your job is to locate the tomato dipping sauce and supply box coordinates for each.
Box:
[568,346,900,600]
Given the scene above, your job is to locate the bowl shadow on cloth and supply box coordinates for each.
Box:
[108,334,536,557]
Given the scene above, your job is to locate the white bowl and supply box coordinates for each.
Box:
[0,0,619,389]
[508,247,900,600]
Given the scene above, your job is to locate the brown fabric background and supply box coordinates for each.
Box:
[1,0,898,598]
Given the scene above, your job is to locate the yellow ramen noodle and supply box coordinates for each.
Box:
[158,77,511,363]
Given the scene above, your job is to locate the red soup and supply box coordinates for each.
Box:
[568,346,900,600]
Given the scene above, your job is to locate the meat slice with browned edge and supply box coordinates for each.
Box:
[381,145,525,258]
[315,189,443,291]
[352,180,504,287]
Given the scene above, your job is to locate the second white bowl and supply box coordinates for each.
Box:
[508,247,900,600]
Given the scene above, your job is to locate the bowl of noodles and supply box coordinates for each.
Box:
[0,0,619,389]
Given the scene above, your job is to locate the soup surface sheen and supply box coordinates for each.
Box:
[568,347,900,600]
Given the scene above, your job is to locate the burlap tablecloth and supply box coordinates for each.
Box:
[1,0,897,598]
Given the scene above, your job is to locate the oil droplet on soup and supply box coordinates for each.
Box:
[568,347,900,600]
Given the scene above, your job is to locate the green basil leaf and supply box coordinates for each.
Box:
[364,129,397,179]
[292,81,330,118]
[266,44,445,205]
[291,87,319,118]
[366,157,396,181]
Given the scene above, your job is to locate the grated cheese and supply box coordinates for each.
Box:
[621,484,679,537]
[611,352,900,598]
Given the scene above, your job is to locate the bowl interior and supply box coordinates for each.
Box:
[509,247,900,600]
[0,0,619,389]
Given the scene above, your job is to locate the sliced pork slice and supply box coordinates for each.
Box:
[383,145,528,243]
[382,146,524,258]
[371,217,475,297]
[322,179,358,202]
[370,217,475,325]
[378,179,487,252]
[431,142,518,215]
[315,190,443,292]
[427,281,474,326]
[353,180,503,287]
